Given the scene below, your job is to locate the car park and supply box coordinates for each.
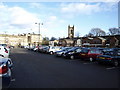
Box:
[79,48,103,62]
[96,48,120,67]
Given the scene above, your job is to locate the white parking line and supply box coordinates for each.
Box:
[106,67,116,70]
[83,62,96,64]
[83,63,92,64]
[69,60,77,61]
[11,78,16,82]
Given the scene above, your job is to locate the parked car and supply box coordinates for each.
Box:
[38,45,48,53]
[28,46,35,50]
[79,48,103,62]
[24,46,29,49]
[64,47,82,59]
[33,46,39,52]
[0,57,12,88]
[0,44,10,54]
[96,48,120,67]
[42,46,50,53]
[9,45,14,49]
[47,46,64,55]
[0,46,9,58]
[55,47,72,57]
[63,47,81,58]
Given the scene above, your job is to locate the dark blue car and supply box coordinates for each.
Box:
[96,48,120,66]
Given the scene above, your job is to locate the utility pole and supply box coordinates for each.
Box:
[35,22,43,46]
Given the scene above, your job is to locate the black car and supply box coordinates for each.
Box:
[96,48,120,67]
[63,47,82,59]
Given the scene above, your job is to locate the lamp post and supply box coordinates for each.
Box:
[35,22,43,46]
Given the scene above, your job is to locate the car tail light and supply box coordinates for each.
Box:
[4,48,8,53]
[5,51,8,53]
[0,65,8,74]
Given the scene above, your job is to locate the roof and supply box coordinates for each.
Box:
[98,37,106,40]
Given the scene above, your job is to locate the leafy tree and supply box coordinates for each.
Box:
[42,37,49,45]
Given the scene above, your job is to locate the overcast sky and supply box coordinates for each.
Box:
[0,0,119,39]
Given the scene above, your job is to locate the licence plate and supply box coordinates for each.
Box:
[81,54,85,55]
[99,57,105,59]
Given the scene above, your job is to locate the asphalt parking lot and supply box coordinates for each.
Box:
[9,48,119,88]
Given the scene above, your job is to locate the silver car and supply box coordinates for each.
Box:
[0,56,13,88]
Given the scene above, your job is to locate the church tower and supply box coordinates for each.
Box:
[68,25,74,39]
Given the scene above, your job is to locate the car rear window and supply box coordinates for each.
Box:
[81,49,89,53]
[90,49,101,54]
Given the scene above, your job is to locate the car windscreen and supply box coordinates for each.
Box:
[62,47,71,51]
[103,51,115,55]
[67,47,79,51]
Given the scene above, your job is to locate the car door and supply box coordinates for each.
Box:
[79,49,89,59]
[88,49,102,59]
[74,48,82,58]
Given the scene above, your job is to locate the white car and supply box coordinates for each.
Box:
[48,46,64,55]
[0,46,9,58]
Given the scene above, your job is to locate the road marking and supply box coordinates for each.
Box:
[83,62,96,64]
[106,67,116,70]
[11,79,15,82]
[69,60,77,61]
[83,63,91,64]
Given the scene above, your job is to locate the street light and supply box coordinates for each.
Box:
[35,22,43,46]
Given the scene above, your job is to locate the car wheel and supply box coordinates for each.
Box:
[70,55,74,60]
[113,60,119,67]
[89,57,93,62]
[50,51,53,55]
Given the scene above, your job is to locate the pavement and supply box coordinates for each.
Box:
[8,48,120,88]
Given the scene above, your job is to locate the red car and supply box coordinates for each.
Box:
[79,48,103,62]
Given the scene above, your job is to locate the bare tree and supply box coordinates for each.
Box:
[109,28,120,35]
[89,28,106,36]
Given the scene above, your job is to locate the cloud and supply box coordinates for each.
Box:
[60,2,118,15]
[48,16,57,21]
[29,3,45,8]
[0,3,40,34]
[1,0,119,2]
